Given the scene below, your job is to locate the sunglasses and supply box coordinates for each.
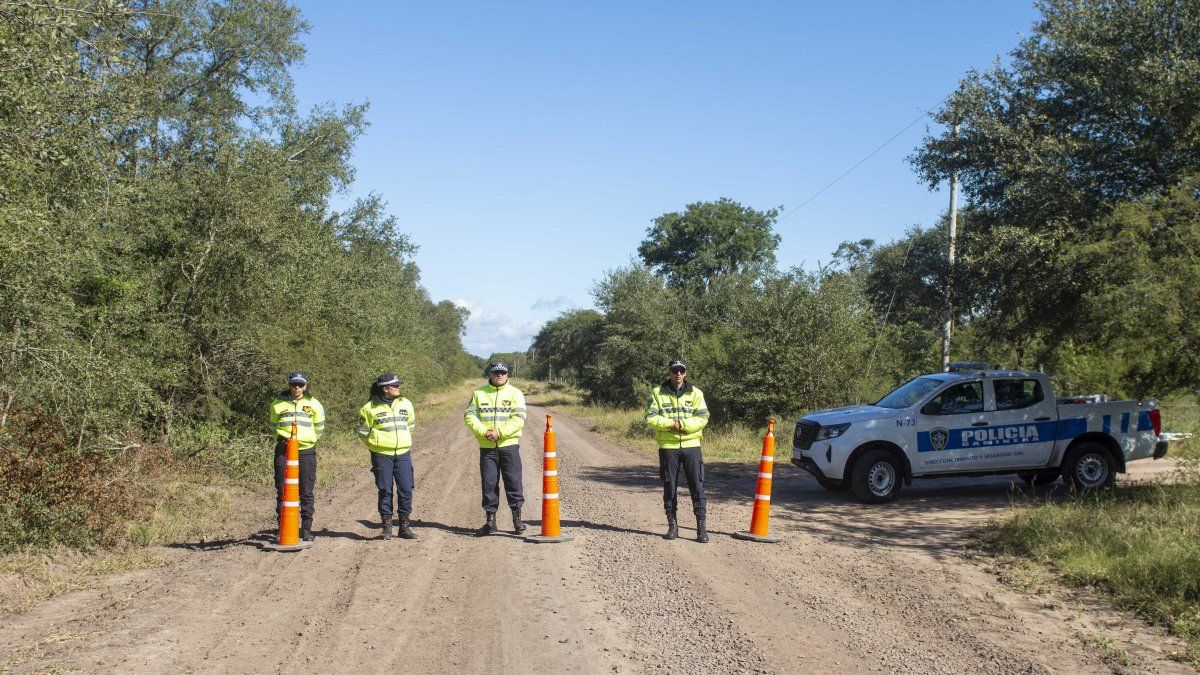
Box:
[289,383,306,387]
[669,367,686,374]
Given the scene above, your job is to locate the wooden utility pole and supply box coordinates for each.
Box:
[941,122,960,372]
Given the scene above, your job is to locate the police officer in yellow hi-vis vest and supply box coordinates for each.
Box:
[464,362,527,536]
[645,359,711,543]
[269,371,325,542]
[358,374,417,541]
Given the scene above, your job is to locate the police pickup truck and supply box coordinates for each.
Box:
[791,364,1167,503]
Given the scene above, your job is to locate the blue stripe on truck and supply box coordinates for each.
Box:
[1121,412,1130,433]
[1137,410,1152,432]
[1056,417,1087,440]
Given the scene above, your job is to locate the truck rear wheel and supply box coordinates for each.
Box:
[850,449,902,503]
[1062,442,1115,491]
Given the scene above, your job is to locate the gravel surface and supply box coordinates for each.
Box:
[0,402,1192,673]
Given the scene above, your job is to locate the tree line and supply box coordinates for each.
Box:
[528,0,1200,421]
[0,0,476,549]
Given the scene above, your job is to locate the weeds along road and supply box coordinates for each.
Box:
[0,397,1192,674]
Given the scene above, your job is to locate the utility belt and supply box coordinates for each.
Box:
[274,437,318,454]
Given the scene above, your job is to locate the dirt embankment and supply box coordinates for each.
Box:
[0,401,1191,673]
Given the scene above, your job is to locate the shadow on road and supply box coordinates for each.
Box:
[408,519,482,537]
[577,458,1074,560]
[166,529,275,551]
[318,526,375,541]
[559,518,660,538]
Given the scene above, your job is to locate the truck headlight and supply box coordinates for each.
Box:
[817,423,851,440]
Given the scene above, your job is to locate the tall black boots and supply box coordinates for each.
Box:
[381,516,393,540]
[512,507,526,534]
[300,517,314,542]
[397,514,417,540]
[696,516,709,544]
[478,512,498,536]
[664,515,678,540]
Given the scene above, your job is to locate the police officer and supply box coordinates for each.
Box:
[269,371,325,542]
[645,359,711,542]
[464,362,527,535]
[358,374,417,540]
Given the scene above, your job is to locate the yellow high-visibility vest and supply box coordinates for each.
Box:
[357,397,417,455]
[464,383,527,448]
[644,383,709,449]
[269,395,325,450]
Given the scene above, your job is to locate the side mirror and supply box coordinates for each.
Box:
[920,402,939,416]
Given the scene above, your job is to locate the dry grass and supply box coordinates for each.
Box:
[0,548,166,619]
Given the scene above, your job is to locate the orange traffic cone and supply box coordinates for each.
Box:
[733,419,782,543]
[265,422,313,552]
[526,414,574,543]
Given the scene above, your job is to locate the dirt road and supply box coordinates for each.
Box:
[0,400,1191,673]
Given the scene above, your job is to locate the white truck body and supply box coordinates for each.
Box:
[791,368,1167,502]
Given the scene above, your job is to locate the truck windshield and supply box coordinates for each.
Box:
[875,376,948,409]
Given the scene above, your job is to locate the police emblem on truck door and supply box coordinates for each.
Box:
[930,428,949,452]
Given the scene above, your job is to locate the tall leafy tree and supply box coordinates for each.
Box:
[636,198,781,289]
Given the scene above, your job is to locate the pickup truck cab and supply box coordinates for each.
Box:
[792,364,1167,503]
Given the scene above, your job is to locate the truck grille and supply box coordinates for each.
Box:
[793,422,819,450]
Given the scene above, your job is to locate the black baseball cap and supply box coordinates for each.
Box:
[288,371,308,385]
[668,359,686,372]
[488,362,510,374]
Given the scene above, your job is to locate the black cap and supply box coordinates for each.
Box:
[668,359,686,372]
[375,373,403,387]
[288,371,308,385]
[488,362,510,374]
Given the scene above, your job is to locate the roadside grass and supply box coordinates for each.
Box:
[1162,398,1200,462]
[0,379,477,619]
[981,470,1200,666]
[525,380,793,464]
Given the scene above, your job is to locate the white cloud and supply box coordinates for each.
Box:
[530,295,574,311]
[454,298,543,356]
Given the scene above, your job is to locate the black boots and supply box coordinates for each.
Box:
[478,512,497,536]
[381,516,393,540]
[300,518,314,542]
[397,514,417,540]
[664,515,678,540]
[696,516,709,543]
[512,507,526,534]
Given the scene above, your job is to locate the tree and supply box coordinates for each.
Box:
[530,310,604,384]
[908,0,1200,374]
[637,198,781,289]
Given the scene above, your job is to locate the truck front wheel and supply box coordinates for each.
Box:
[1062,442,1115,491]
[850,449,903,503]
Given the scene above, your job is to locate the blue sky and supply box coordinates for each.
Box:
[290,1,1042,356]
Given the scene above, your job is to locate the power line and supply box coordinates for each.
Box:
[777,98,948,224]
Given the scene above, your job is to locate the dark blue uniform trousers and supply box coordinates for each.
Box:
[659,446,706,517]
[275,437,317,524]
[479,445,524,513]
[370,451,414,518]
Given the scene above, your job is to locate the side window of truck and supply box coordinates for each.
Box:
[922,382,983,416]
[994,379,1044,411]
